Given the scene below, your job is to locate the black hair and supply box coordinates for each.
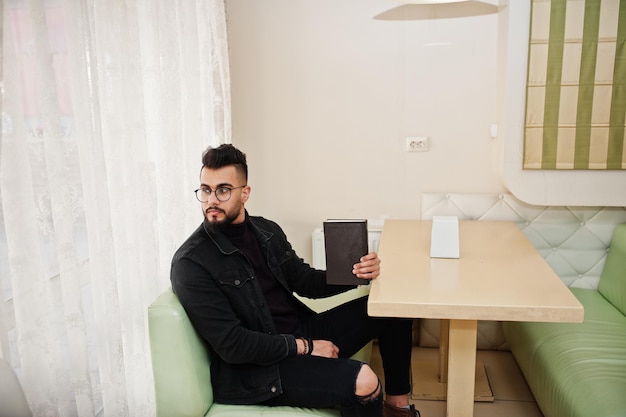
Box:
[201,144,248,182]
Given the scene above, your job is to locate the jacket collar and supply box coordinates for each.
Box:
[202,211,273,254]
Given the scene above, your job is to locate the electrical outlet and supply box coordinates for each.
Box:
[406,137,429,152]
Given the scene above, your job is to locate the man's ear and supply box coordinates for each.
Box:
[241,185,251,203]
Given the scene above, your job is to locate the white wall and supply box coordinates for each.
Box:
[225,0,625,263]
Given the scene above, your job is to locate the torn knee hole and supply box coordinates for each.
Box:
[356,378,382,405]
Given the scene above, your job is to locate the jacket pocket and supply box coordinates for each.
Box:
[218,269,253,288]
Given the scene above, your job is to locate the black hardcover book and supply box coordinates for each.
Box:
[323,219,369,285]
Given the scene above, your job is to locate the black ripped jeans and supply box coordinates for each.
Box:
[263,296,413,417]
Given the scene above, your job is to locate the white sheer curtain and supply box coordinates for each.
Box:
[0,0,230,416]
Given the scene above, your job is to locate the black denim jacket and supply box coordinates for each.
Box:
[170,213,352,404]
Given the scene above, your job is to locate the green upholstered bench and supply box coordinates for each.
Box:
[148,287,372,417]
[503,223,626,417]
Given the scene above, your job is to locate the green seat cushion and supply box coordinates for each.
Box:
[523,322,626,417]
[503,285,626,417]
[208,404,339,417]
[505,288,626,369]
[505,319,626,417]
[570,287,626,325]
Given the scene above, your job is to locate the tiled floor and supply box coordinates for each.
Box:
[370,345,545,417]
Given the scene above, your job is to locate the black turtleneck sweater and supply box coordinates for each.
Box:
[222,217,299,334]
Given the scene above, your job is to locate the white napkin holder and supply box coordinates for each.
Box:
[430,216,460,259]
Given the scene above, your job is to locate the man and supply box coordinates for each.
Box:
[171,144,418,417]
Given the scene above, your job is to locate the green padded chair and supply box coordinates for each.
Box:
[148,287,372,417]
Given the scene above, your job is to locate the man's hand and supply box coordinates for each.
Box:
[352,252,381,280]
[311,339,339,358]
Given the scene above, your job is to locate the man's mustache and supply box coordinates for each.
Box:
[206,207,225,214]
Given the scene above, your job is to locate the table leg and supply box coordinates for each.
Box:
[438,319,449,383]
[446,319,478,417]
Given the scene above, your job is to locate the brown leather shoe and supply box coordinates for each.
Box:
[383,401,421,417]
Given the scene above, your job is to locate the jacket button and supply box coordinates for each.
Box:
[234,280,241,285]
[271,386,277,393]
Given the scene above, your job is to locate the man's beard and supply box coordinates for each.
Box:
[204,207,239,233]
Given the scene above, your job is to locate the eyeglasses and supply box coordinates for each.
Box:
[194,186,246,203]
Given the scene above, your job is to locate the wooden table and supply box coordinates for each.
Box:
[367,220,584,417]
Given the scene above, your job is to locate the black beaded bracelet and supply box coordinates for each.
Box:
[299,337,308,355]
[307,338,314,355]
